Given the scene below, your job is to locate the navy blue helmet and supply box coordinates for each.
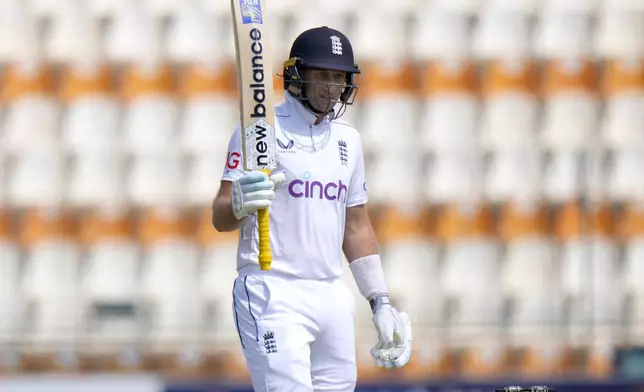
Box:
[283,26,360,118]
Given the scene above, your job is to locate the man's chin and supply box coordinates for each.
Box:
[309,104,333,115]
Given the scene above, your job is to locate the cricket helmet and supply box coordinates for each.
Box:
[283,26,360,117]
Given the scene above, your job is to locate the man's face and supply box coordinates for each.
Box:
[301,69,347,114]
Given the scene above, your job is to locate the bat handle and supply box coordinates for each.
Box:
[258,169,272,271]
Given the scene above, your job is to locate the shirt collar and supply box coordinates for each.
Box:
[285,91,333,129]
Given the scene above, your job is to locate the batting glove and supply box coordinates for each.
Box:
[232,170,286,220]
[370,298,412,368]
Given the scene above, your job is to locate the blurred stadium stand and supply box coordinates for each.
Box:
[0,0,643,385]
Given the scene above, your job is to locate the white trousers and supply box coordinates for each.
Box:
[232,268,357,392]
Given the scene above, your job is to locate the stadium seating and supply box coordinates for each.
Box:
[0,0,642,380]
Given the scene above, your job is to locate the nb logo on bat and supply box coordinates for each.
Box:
[239,0,263,24]
[244,119,276,170]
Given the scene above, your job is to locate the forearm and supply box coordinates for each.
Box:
[343,221,379,262]
[212,194,242,232]
[344,206,388,307]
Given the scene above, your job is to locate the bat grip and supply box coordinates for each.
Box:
[258,169,272,271]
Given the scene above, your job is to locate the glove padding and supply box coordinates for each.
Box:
[232,170,286,220]
[370,306,412,369]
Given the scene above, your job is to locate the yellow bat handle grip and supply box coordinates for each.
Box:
[258,169,272,271]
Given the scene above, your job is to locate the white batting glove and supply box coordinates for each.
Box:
[232,170,286,220]
[370,297,412,369]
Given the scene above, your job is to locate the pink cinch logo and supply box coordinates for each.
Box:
[288,179,347,202]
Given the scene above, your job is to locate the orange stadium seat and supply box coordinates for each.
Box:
[179,62,239,207]
[19,209,83,371]
[616,203,644,344]
[497,201,570,378]
[1,62,59,154]
[436,203,504,376]
[480,59,538,151]
[76,207,147,372]
[360,61,422,204]
[419,60,479,153]
[121,63,178,155]
[499,201,560,340]
[375,206,450,380]
[79,209,140,329]
[59,63,120,154]
[196,208,242,348]
[541,58,600,151]
[2,66,65,208]
[358,60,419,153]
[138,208,203,345]
[0,211,23,360]
[556,202,621,325]
[187,208,249,379]
[378,206,441,327]
[60,64,124,209]
[601,58,644,149]
[122,63,184,208]
[137,207,216,376]
[179,62,238,155]
[481,59,541,203]
[554,202,620,376]
[419,60,481,207]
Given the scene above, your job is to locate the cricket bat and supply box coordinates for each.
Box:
[230,0,277,271]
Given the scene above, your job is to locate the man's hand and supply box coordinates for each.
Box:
[370,304,412,369]
[232,171,286,220]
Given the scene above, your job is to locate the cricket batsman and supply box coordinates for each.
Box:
[212,26,412,392]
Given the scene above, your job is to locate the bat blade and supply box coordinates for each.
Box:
[231,0,276,271]
[231,0,277,174]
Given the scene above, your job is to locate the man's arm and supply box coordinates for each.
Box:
[212,180,242,232]
[344,203,413,369]
[344,203,390,310]
[343,204,379,261]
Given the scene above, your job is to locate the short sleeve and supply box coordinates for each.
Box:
[221,126,245,182]
[346,136,368,207]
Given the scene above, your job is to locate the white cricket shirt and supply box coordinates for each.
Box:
[221,92,368,279]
